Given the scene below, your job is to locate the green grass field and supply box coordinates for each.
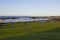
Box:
[0,22,60,40]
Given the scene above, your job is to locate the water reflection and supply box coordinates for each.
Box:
[3,18,51,23]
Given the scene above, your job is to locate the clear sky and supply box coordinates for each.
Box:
[0,0,60,16]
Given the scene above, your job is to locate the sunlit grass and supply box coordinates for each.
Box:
[0,21,60,40]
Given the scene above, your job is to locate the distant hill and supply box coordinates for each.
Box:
[0,16,29,19]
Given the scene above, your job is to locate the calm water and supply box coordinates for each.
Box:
[3,18,50,23]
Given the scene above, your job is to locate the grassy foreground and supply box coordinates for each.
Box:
[0,22,60,40]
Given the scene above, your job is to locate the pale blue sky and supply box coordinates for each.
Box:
[0,0,60,16]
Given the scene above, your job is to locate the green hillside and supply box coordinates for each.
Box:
[0,22,60,40]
